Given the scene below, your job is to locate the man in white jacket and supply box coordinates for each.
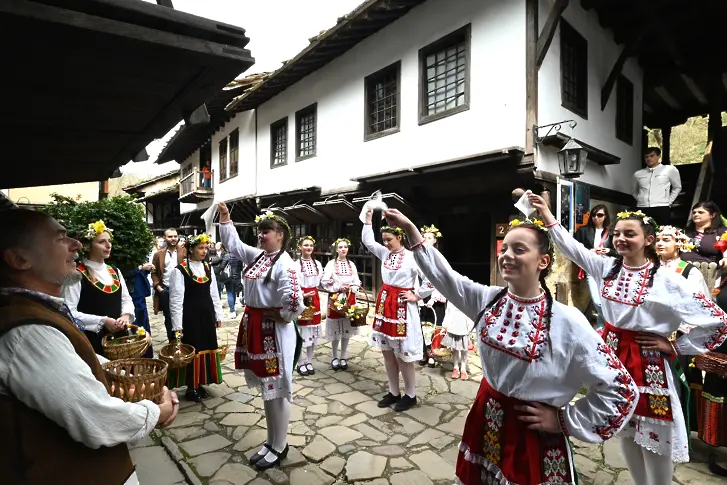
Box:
[631,146,682,225]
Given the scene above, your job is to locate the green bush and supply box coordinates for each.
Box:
[43,194,154,273]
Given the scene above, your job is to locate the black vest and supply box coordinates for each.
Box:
[77,264,123,353]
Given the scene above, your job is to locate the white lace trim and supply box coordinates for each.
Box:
[631,413,674,425]
[236,349,283,361]
[374,315,406,324]
[370,329,406,341]
[619,418,690,463]
[637,386,671,396]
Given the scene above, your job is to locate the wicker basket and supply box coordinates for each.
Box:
[102,325,151,360]
[349,290,371,327]
[103,358,168,404]
[299,295,317,321]
[694,352,727,379]
[217,329,230,361]
[158,343,196,369]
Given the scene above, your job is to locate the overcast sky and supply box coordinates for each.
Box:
[125,0,363,175]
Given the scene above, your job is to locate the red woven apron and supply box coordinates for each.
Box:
[235,306,281,379]
[372,284,411,339]
[298,287,321,326]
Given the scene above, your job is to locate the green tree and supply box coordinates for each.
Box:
[43,194,153,273]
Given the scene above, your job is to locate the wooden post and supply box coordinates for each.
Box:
[708,110,722,142]
[662,126,671,165]
[525,0,538,155]
[536,0,568,70]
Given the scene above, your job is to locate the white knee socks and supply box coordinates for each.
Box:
[306,345,314,365]
[257,399,276,457]
[399,359,416,398]
[382,350,400,396]
[260,398,291,464]
[459,350,468,371]
[620,438,674,485]
[332,340,340,360]
[340,338,350,360]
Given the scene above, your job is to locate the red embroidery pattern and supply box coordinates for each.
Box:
[180,260,210,284]
[480,293,548,363]
[299,258,319,276]
[77,264,120,293]
[692,292,727,351]
[245,253,277,280]
[288,269,300,313]
[601,263,650,306]
[335,260,352,276]
[383,251,405,270]
[592,343,638,439]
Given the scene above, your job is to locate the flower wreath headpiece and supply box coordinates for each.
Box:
[509,218,547,233]
[85,220,113,240]
[420,224,443,238]
[381,226,405,237]
[255,211,292,247]
[657,225,695,252]
[332,237,352,248]
[188,233,211,247]
[297,235,316,247]
[616,210,656,227]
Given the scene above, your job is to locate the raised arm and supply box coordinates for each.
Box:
[362,224,389,261]
[562,325,638,443]
[169,268,184,332]
[219,222,261,266]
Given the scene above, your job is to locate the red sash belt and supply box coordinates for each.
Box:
[372,284,411,339]
[298,287,321,326]
[327,290,356,319]
[602,323,673,422]
[235,306,281,379]
[457,378,574,485]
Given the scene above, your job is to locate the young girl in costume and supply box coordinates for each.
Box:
[321,238,362,371]
[169,234,224,402]
[441,303,474,380]
[218,203,304,470]
[384,208,638,485]
[362,211,434,412]
[63,220,135,354]
[529,193,727,485]
[295,236,324,376]
[419,224,447,368]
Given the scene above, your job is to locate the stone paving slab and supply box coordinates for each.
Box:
[134,297,727,485]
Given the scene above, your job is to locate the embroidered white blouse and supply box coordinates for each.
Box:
[295,258,324,289]
[169,260,224,331]
[321,259,361,293]
[219,222,304,322]
[362,225,433,297]
[62,259,135,333]
[412,244,639,444]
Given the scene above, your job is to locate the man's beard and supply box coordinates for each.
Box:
[60,271,82,286]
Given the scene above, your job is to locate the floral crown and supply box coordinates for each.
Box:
[420,224,442,238]
[509,218,547,233]
[332,237,352,248]
[616,210,656,226]
[85,220,113,240]
[297,235,316,247]
[381,226,405,237]
[255,210,292,246]
[657,226,695,252]
[188,233,211,247]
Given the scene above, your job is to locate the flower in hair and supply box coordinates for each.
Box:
[332,237,352,248]
[86,220,113,240]
[188,233,211,246]
[381,226,405,236]
[420,224,443,238]
[657,225,693,252]
[509,218,548,232]
[297,235,316,247]
[255,211,275,223]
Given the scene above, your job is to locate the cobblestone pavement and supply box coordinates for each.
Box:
[137,297,727,485]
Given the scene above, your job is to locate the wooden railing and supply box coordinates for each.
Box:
[180,168,214,200]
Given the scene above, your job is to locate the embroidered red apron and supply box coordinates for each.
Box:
[235,306,281,379]
[372,284,411,339]
[327,291,356,319]
[602,323,673,422]
[298,287,321,326]
[457,378,575,485]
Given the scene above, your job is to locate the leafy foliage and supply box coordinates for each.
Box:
[647,112,727,165]
[42,194,153,273]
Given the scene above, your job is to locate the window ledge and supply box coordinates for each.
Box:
[418,104,469,126]
[365,127,400,142]
[296,153,316,162]
[561,102,588,121]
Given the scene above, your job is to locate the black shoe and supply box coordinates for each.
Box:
[709,452,727,477]
[297,364,309,376]
[250,443,272,465]
[305,363,315,375]
[184,389,201,403]
[377,392,401,408]
[427,357,436,368]
[339,359,348,371]
[331,358,340,371]
[253,444,289,470]
[394,394,417,412]
[197,386,209,399]
[418,359,427,366]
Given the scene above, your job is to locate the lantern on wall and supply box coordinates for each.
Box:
[557,138,587,179]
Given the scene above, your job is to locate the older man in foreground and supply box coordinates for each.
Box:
[0,209,179,485]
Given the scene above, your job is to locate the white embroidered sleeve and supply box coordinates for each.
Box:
[315,261,325,288]
[350,261,361,292]
[548,223,612,281]
[362,224,389,261]
[413,263,435,300]
[663,274,727,355]
[169,268,184,332]
[321,261,339,293]
[62,281,106,332]
[277,265,305,322]
[219,222,261,266]
[117,272,136,323]
[411,244,496,322]
[561,329,638,443]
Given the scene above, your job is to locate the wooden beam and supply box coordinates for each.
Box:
[525,0,538,154]
[536,0,569,70]
[662,126,671,165]
[634,1,685,68]
[654,86,682,110]
[681,74,708,105]
[600,31,645,110]
[155,0,174,7]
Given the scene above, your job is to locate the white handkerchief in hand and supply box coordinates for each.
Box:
[201,203,218,235]
[514,190,536,218]
[358,191,389,223]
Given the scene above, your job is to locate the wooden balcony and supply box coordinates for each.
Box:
[179,169,214,203]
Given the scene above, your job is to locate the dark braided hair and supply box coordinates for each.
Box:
[603,215,660,287]
[242,217,291,284]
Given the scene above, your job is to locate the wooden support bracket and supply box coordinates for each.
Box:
[536,0,569,70]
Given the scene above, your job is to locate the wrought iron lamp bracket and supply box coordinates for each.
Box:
[533,120,578,144]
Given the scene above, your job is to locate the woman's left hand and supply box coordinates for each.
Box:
[515,402,560,433]
[635,332,674,354]
[216,321,222,328]
[401,290,420,303]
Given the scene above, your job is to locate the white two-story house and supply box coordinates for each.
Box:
[156,0,719,287]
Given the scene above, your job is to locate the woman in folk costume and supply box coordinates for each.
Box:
[169,234,224,402]
[441,303,474,380]
[218,203,304,470]
[295,236,324,376]
[63,220,135,354]
[362,210,434,412]
[384,208,638,485]
[528,192,727,485]
[419,225,447,368]
[321,238,362,371]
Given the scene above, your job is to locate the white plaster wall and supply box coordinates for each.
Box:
[253,0,527,196]
[211,110,258,202]
[537,0,644,194]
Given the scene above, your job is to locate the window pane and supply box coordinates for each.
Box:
[424,37,467,116]
[366,64,399,135]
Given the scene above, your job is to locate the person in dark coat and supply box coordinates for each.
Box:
[127,262,155,358]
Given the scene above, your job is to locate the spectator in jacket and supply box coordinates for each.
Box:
[210,244,230,298]
[227,252,244,317]
[631,147,682,225]
[574,204,616,330]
